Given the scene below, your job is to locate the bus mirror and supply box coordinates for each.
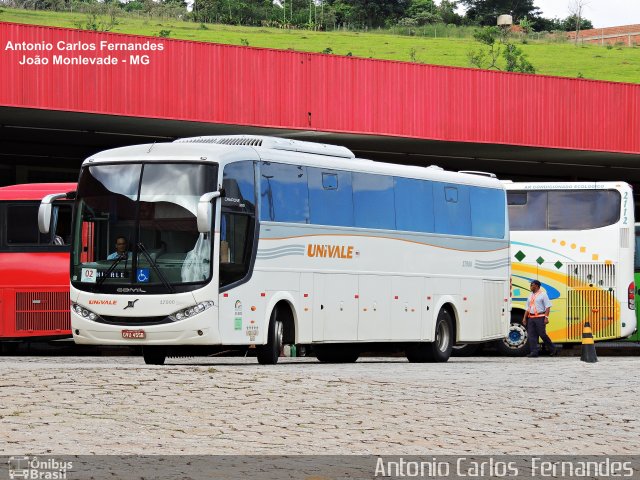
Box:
[38,193,67,234]
[197,191,221,233]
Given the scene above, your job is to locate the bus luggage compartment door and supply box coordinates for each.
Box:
[313,274,358,341]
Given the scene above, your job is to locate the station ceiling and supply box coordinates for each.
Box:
[2,107,640,192]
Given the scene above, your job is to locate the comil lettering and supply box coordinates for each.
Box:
[307,244,354,259]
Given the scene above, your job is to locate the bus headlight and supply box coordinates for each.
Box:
[170,301,215,322]
[71,303,98,321]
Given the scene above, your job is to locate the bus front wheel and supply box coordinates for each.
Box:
[495,311,530,356]
[406,309,454,363]
[142,346,167,365]
[257,310,284,365]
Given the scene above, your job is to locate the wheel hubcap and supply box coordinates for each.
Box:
[436,321,450,352]
[503,323,527,349]
[275,320,284,352]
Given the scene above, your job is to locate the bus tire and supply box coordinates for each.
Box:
[142,346,167,365]
[314,344,359,363]
[406,308,454,363]
[495,311,530,356]
[257,310,284,365]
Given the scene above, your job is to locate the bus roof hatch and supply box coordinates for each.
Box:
[174,135,355,159]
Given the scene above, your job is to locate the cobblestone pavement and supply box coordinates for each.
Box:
[0,356,638,455]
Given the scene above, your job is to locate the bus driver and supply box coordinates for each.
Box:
[107,236,130,260]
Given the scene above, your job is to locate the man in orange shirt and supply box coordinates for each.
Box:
[523,280,556,358]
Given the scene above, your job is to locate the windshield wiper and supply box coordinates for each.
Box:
[137,242,175,293]
[95,253,127,289]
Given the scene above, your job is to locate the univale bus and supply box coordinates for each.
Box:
[40,136,510,365]
[500,181,636,355]
[0,183,74,340]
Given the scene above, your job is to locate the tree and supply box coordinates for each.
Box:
[403,0,440,25]
[534,16,563,31]
[460,0,540,26]
[468,25,535,73]
[568,0,589,44]
[562,14,592,32]
[438,0,463,25]
[325,0,408,28]
[503,42,534,72]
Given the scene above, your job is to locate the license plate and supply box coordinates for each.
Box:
[121,329,145,339]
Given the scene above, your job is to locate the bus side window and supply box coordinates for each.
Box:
[220,214,229,263]
[6,203,51,245]
[221,161,257,287]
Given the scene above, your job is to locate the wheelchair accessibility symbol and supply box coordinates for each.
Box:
[137,268,150,283]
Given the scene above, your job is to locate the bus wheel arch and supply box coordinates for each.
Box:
[272,299,296,345]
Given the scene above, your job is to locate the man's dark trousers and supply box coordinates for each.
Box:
[527,317,555,355]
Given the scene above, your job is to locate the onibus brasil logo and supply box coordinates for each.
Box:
[7,456,72,479]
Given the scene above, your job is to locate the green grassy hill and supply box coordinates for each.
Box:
[1,7,639,84]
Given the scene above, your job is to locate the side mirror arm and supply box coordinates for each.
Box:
[38,193,68,234]
[197,191,222,233]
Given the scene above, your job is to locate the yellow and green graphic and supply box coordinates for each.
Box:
[512,241,620,343]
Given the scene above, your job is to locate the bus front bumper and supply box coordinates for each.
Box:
[71,310,221,345]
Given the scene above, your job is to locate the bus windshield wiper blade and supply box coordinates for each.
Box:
[95,254,127,289]
[137,242,175,293]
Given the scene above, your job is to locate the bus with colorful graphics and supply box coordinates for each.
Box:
[39,135,510,365]
[630,223,640,342]
[499,181,636,355]
[0,183,74,341]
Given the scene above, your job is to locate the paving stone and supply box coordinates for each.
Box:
[0,356,638,454]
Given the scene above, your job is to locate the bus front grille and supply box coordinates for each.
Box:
[566,263,620,341]
[15,291,71,332]
[99,315,171,326]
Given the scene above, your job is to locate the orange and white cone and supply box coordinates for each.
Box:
[580,320,598,363]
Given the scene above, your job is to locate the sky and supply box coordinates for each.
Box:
[448,1,640,29]
[533,0,640,28]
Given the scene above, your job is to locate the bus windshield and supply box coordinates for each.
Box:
[72,162,218,291]
[507,190,621,231]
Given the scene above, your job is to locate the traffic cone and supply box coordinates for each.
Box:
[580,320,598,363]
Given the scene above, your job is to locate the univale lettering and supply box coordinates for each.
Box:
[307,244,354,259]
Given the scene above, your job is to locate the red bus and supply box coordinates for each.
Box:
[0,183,75,340]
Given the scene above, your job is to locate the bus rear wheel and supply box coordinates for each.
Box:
[257,310,284,365]
[142,346,167,365]
[406,308,454,363]
[495,311,530,356]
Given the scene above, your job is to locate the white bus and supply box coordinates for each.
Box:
[499,181,636,355]
[40,136,510,365]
